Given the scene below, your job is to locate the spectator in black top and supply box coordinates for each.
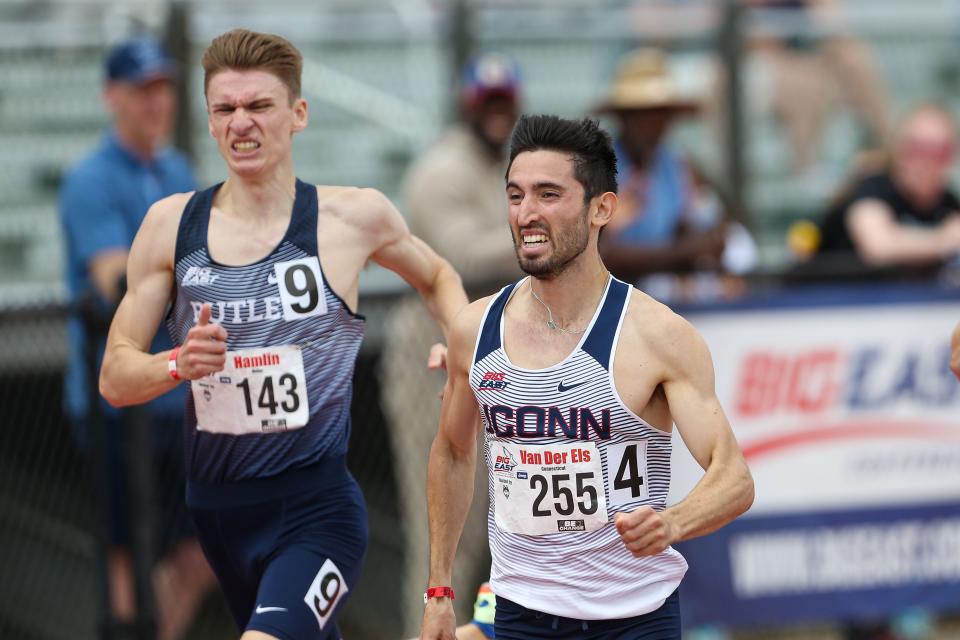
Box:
[815,104,960,279]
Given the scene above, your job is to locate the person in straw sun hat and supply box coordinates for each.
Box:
[597,48,756,303]
[595,48,700,115]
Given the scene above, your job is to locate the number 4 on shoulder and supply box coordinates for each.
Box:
[274,257,328,321]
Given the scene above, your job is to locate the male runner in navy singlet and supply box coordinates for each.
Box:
[99,29,468,640]
[421,116,754,639]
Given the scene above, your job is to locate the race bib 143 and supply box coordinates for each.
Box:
[192,344,309,435]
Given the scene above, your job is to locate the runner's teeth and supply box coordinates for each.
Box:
[524,234,548,245]
[233,141,259,151]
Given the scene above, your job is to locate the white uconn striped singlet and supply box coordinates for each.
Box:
[472,276,687,620]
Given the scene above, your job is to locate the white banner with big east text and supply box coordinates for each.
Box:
[667,290,960,627]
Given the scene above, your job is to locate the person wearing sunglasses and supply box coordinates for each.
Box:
[814,104,960,280]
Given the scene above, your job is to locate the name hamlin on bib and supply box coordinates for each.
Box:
[233,352,281,368]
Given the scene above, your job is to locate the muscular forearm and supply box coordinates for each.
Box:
[100,343,180,407]
[450,237,519,289]
[665,451,753,542]
[419,261,469,342]
[426,435,477,586]
[430,220,519,288]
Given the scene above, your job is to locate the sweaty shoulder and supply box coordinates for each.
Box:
[620,288,705,371]
[133,192,195,267]
[316,185,396,229]
[448,296,496,368]
[142,191,194,234]
[315,185,407,263]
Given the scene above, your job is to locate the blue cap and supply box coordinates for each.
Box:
[105,37,176,84]
[461,53,520,106]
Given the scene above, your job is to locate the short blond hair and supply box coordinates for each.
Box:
[201,28,302,101]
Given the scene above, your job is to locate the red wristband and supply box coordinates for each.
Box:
[168,346,181,381]
[423,586,455,604]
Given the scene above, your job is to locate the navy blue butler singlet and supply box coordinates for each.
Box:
[166,179,365,486]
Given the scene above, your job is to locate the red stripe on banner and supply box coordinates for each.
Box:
[741,421,960,461]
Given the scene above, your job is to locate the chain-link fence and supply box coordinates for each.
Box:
[0,299,231,640]
[0,295,415,640]
[0,305,96,639]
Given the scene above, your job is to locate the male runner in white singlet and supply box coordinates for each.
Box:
[99,29,467,640]
[420,115,754,639]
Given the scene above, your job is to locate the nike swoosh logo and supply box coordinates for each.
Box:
[255,605,288,614]
[557,380,588,392]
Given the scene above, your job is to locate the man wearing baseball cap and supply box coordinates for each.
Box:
[100,37,183,178]
[382,52,523,637]
[59,36,214,639]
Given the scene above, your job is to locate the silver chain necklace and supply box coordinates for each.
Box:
[530,285,588,334]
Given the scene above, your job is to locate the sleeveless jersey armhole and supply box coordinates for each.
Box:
[473,280,520,366]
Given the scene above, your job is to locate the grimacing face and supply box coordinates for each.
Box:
[206,69,307,178]
[506,149,592,280]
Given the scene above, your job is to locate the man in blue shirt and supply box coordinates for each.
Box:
[59,36,214,640]
[596,48,756,303]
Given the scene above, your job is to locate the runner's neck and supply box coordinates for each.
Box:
[527,258,609,330]
[217,172,298,221]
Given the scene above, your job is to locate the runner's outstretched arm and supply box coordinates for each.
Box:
[420,300,488,640]
[357,188,469,340]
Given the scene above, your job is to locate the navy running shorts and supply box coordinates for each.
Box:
[494,588,680,639]
[187,457,368,640]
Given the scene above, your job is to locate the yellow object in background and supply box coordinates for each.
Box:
[787,219,821,259]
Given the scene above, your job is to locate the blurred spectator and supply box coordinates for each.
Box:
[951,321,960,381]
[380,52,522,637]
[813,104,960,280]
[743,0,890,175]
[597,47,757,303]
[58,36,214,640]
